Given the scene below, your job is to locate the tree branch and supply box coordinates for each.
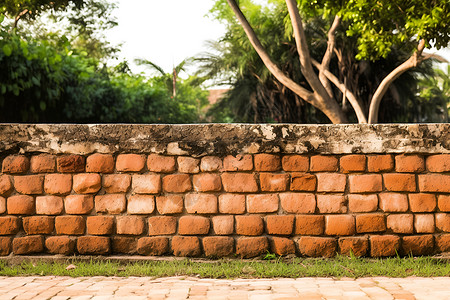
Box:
[14,9,29,28]
[319,15,340,98]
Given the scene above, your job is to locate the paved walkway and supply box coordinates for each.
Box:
[0,276,449,299]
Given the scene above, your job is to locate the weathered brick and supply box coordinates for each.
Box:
[0,237,12,256]
[236,237,268,258]
[45,236,75,255]
[338,237,369,257]
[426,154,450,172]
[259,173,287,191]
[86,216,114,235]
[297,237,336,258]
[200,156,223,172]
[356,214,386,233]
[132,174,161,194]
[247,194,278,213]
[116,216,145,235]
[294,215,324,235]
[156,195,183,214]
[290,173,316,191]
[0,175,13,196]
[418,174,450,193]
[254,154,281,171]
[112,237,137,254]
[44,174,72,195]
[438,195,450,212]
[409,193,436,212]
[193,173,222,192]
[383,173,416,192]
[30,154,55,173]
[77,236,110,255]
[86,154,114,173]
[57,155,85,173]
[218,194,245,214]
[128,195,155,214]
[116,154,146,172]
[265,215,294,235]
[395,155,425,173]
[23,216,54,234]
[2,155,29,174]
[367,155,393,172]
[0,196,5,214]
[137,237,169,255]
[7,195,34,215]
[340,155,366,173]
[148,216,177,235]
[73,173,101,194]
[0,216,20,235]
[221,173,258,193]
[102,174,131,193]
[279,193,315,214]
[348,194,378,212]
[310,155,338,172]
[147,154,176,173]
[55,216,85,235]
[379,193,408,212]
[349,174,382,193]
[282,155,309,172]
[401,235,434,256]
[317,195,346,213]
[436,213,450,232]
[163,174,192,193]
[14,175,44,194]
[223,155,253,171]
[203,236,234,257]
[325,215,355,236]
[316,173,346,192]
[270,237,296,256]
[178,216,210,235]
[94,194,126,214]
[13,236,44,254]
[177,157,200,173]
[185,193,217,214]
[370,235,400,257]
[212,216,234,235]
[172,236,201,257]
[386,214,413,234]
[235,215,263,236]
[414,214,435,233]
[436,234,450,253]
[35,196,62,215]
[64,195,94,215]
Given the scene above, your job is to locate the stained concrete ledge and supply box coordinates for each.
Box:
[0,123,448,156]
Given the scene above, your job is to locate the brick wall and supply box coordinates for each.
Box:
[0,124,449,258]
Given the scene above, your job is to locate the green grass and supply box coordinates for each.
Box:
[0,255,448,278]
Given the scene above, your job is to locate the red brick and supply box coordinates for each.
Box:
[419,174,450,193]
[348,194,378,212]
[203,236,234,257]
[310,155,338,172]
[172,236,201,257]
[379,193,408,212]
[339,237,369,257]
[44,174,72,195]
[414,214,435,233]
[148,216,177,235]
[254,154,281,171]
[0,237,12,256]
[94,194,126,214]
[340,155,366,173]
[297,236,337,258]
[86,216,114,235]
[137,237,169,255]
[7,195,34,215]
[13,236,44,254]
[436,213,450,232]
[57,155,85,173]
[2,155,29,174]
[218,194,245,214]
[30,154,55,173]
[383,174,416,192]
[367,155,394,172]
[36,196,63,215]
[132,174,161,194]
[112,237,137,254]
[55,216,85,235]
[185,193,217,214]
[282,155,309,172]
[177,157,200,173]
[128,195,155,214]
[0,196,4,214]
[14,175,44,194]
[0,175,13,196]
[290,173,316,191]
[221,173,258,192]
[387,214,413,234]
[236,237,268,258]
[266,215,294,235]
[64,195,94,215]
[178,216,210,235]
[212,216,234,235]
[147,154,176,173]
[200,156,223,172]
[438,195,450,212]
[294,215,324,235]
[426,154,450,172]
[162,174,192,193]
[316,173,346,192]
[156,195,183,214]
[193,173,222,192]
[223,154,253,171]
[73,173,101,194]
[370,235,400,257]
[395,155,425,173]
[86,154,114,173]
[401,235,434,256]
[0,216,20,235]
[260,173,288,191]
[116,154,145,172]
[325,215,355,236]
[407,193,436,213]
[102,174,131,193]
[436,234,450,253]
[23,216,54,234]
[45,236,75,255]
[77,236,110,255]
[247,194,278,213]
[235,215,263,236]
[116,216,145,235]
[356,214,386,233]
[317,195,346,213]
[349,174,382,193]
[270,237,296,256]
